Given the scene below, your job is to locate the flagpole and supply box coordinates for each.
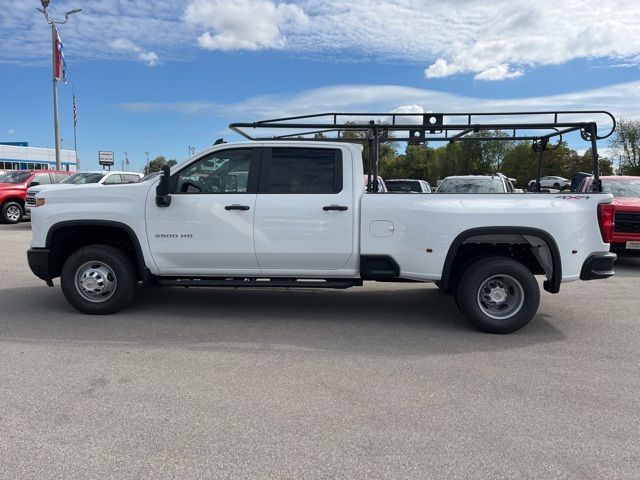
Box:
[73,87,78,170]
[38,2,82,172]
[52,24,61,171]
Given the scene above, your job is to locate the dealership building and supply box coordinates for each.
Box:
[0,142,77,172]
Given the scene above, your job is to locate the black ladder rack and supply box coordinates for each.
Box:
[229,110,616,193]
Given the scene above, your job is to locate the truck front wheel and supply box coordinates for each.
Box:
[61,245,137,314]
[456,256,540,333]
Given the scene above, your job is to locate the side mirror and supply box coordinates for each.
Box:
[155,165,172,207]
[29,181,40,187]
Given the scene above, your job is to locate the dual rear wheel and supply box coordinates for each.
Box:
[452,256,540,333]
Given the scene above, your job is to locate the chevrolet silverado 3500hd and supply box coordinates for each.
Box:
[27,111,617,333]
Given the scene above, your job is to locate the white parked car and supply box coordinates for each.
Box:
[528,176,570,191]
[26,171,143,213]
[436,174,515,193]
[386,179,432,193]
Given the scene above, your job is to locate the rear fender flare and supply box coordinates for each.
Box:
[440,227,562,293]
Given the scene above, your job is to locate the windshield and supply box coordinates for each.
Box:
[141,172,161,182]
[386,180,422,192]
[436,178,504,193]
[0,171,32,184]
[602,179,640,198]
[61,172,105,184]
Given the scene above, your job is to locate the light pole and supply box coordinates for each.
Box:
[145,151,150,174]
[37,1,81,171]
[188,145,196,156]
[123,152,128,172]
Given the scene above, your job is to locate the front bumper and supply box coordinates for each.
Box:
[580,252,617,281]
[27,248,52,281]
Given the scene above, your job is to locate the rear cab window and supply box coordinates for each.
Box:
[262,147,343,194]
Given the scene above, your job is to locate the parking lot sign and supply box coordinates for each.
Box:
[98,150,114,166]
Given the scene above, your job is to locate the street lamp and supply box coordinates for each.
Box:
[37,1,81,171]
[145,152,150,174]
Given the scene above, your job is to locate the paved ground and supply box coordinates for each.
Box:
[1,221,639,479]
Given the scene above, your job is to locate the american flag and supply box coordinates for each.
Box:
[73,92,78,127]
[54,29,67,83]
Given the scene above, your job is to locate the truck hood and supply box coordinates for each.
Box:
[28,183,65,195]
[613,197,640,210]
[0,183,27,192]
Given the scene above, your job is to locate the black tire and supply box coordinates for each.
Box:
[1,201,23,224]
[553,182,561,189]
[61,244,137,314]
[455,256,540,334]
[434,281,449,293]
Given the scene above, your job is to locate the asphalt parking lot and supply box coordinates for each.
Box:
[1,222,639,479]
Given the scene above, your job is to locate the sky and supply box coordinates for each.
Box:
[1,0,639,172]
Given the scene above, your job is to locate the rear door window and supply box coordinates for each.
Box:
[263,148,342,194]
[123,174,141,183]
[103,174,123,184]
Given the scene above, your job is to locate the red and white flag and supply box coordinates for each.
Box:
[54,29,67,83]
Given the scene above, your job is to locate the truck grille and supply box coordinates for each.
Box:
[26,194,36,206]
[615,212,640,234]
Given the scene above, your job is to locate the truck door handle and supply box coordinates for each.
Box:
[224,204,250,211]
[323,205,348,211]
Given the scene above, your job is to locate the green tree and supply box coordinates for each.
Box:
[477,131,516,171]
[339,121,399,176]
[144,156,177,174]
[609,118,640,175]
[380,144,434,180]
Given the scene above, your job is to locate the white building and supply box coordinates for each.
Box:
[0,143,77,172]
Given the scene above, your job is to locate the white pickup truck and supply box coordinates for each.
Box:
[27,111,618,333]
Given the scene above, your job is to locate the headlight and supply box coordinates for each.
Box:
[35,198,46,207]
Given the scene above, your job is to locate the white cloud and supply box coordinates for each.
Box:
[0,1,181,66]
[180,0,640,80]
[138,51,159,66]
[392,105,425,115]
[474,64,524,81]
[110,38,159,66]
[184,0,308,51]
[425,59,462,79]
[117,80,640,135]
[7,129,15,135]
[1,0,639,78]
[109,38,140,52]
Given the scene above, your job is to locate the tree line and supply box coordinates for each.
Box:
[377,139,614,188]
[345,118,639,188]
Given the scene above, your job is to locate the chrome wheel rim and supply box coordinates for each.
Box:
[477,274,524,320]
[75,261,117,303]
[6,205,21,222]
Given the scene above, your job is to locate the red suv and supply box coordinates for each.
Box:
[580,175,640,255]
[0,170,72,224]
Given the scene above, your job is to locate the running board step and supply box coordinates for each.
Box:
[156,277,362,289]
